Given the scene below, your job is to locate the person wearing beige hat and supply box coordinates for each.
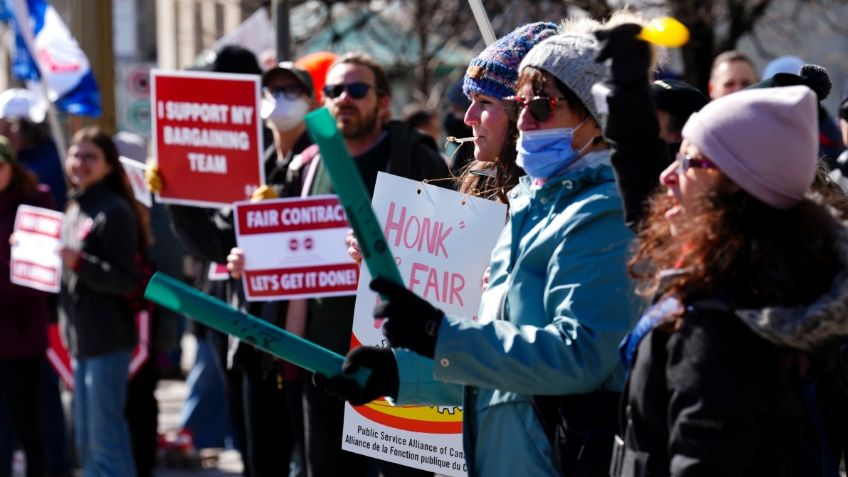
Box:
[612,85,848,476]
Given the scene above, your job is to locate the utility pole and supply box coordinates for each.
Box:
[70,0,115,132]
[273,0,291,61]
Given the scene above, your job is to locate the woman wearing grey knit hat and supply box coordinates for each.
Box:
[324,16,642,477]
[321,18,636,477]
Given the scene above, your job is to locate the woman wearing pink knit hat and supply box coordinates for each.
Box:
[610,84,848,476]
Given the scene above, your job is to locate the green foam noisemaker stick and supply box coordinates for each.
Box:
[304,108,404,288]
[144,272,369,387]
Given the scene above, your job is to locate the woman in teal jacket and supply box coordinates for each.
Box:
[322,21,640,477]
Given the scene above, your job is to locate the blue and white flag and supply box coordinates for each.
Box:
[3,0,101,117]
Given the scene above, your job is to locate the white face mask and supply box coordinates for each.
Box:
[261,94,309,131]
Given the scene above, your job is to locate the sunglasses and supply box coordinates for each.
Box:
[264,84,305,100]
[675,152,718,175]
[503,96,567,122]
[323,82,374,100]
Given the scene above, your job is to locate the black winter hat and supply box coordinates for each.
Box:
[746,64,831,101]
[212,45,262,75]
[651,79,708,128]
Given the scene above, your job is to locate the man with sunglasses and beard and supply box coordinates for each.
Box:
[289,52,448,477]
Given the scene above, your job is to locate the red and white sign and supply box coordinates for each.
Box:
[46,311,150,390]
[207,262,230,281]
[234,195,359,300]
[151,69,264,207]
[119,157,152,208]
[11,205,63,293]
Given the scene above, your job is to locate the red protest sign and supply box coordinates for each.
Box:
[151,70,264,207]
[11,205,63,293]
[46,311,150,390]
[234,196,359,301]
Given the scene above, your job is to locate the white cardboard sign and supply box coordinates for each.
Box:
[342,172,507,476]
[11,205,64,293]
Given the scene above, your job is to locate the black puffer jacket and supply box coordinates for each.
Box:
[615,300,805,476]
[613,233,848,477]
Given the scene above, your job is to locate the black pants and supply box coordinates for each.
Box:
[0,357,44,477]
[240,349,303,477]
[126,356,159,477]
[206,328,250,475]
[302,380,432,477]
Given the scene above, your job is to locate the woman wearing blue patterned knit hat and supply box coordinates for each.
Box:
[324,15,641,477]
[321,22,567,477]
[456,22,559,204]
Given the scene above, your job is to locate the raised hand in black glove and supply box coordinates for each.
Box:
[594,23,651,88]
[371,277,444,358]
[312,345,399,406]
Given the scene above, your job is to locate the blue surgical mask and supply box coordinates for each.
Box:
[516,119,593,180]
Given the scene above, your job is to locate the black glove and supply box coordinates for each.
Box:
[371,277,444,358]
[312,346,399,406]
[595,23,651,88]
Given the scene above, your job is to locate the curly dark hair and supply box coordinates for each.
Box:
[630,175,842,311]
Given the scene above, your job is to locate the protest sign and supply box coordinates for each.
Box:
[151,69,263,207]
[119,156,152,207]
[234,195,359,300]
[342,173,507,476]
[10,205,63,293]
[207,262,230,281]
[47,311,150,389]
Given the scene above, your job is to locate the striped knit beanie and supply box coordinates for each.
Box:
[463,22,560,100]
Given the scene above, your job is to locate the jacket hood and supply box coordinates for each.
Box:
[735,218,848,351]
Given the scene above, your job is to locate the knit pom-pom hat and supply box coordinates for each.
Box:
[462,22,560,100]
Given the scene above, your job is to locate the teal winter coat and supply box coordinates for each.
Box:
[393,151,640,476]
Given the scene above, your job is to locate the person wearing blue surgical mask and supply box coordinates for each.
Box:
[320,21,642,477]
[508,68,606,181]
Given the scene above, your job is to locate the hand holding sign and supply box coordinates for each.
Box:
[346,229,363,266]
[371,277,444,358]
[145,163,163,193]
[314,345,399,406]
[226,247,245,280]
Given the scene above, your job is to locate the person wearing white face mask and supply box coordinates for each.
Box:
[257,61,319,199]
[220,61,319,477]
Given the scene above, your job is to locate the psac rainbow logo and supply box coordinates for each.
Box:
[349,335,463,433]
[353,400,462,434]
